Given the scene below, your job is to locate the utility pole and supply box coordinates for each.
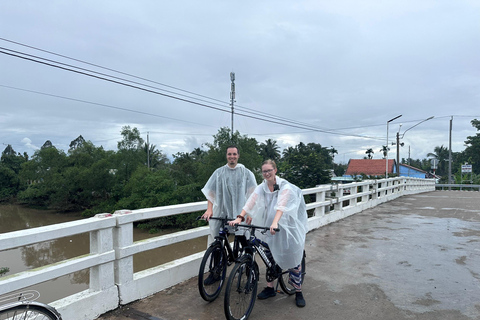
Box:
[147,132,150,169]
[448,116,453,189]
[396,131,400,175]
[386,115,402,177]
[230,72,235,139]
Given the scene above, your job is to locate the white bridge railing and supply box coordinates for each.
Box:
[0,177,435,319]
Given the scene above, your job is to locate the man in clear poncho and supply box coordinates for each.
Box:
[230,159,308,308]
[201,145,257,240]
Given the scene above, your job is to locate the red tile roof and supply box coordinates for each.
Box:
[345,159,395,176]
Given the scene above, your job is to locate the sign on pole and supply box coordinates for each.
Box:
[461,164,472,173]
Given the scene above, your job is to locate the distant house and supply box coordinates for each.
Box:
[338,159,428,181]
[344,159,395,178]
[398,163,428,179]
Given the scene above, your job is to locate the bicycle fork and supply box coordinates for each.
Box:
[236,260,256,294]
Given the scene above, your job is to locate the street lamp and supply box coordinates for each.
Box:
[386,115,402,177]
[395,116,434,175]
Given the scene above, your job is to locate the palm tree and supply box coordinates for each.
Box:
[259,139,281,161]
[427,145,449,176]
[365,148,374,159]
[329,147,338,161]
[379,145,389,159]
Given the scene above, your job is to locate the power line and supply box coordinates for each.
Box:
[0,84,216,128]
[0,46,381,140]
[0,40,380,136]
[0,46,232,110]
[0,37,228,105]
[0,48,232,114]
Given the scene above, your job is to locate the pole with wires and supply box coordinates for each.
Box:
[230,72,235,139]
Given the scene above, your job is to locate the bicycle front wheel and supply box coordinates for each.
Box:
[198,241,228,301]
[279,250,306,295]
[224,256,258,320]
[0,304,60,320]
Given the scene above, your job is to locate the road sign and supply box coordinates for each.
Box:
[461,164,472,173]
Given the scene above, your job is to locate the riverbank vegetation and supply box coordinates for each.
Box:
[1,120,479,229]
[0,127,338,230]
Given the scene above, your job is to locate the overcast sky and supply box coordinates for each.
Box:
[1,1,479,165]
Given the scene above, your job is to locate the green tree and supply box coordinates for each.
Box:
[18,146,68,208]
[0,144,27,201]
[202,127,261,182]
[116,126,146,182]
[144,142,169,170]
[427,145,449,177]
[279,142,331,189]
[69,135,86,150]
[171,148,206,186]
[258,139,281,162]
[365,148,374,159]
[379,145,389,159]
[463,119,480,174]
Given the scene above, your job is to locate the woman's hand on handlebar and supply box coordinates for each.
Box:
[201,210,213,221]
[228,217,242,226]
[270,221,279,235]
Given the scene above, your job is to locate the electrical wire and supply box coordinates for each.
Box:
[0,40,383,136]
[0,84,215,128]
[0,46,385,140]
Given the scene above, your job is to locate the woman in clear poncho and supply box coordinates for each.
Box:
[230,159,308,308]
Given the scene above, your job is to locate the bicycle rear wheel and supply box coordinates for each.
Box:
[279,250,306,295]
[0,304,60,320]
[224,256,258,320]
[198,241,228,301]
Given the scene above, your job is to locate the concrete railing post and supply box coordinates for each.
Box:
[315,190,326,216]
[89,227,115,291]
[113,222,134,290]
[334,185,343,211]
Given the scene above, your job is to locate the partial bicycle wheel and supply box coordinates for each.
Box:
[198,241,228,301]
[224,256,258,320]
[0,304,59,320]
[279,250,306,295]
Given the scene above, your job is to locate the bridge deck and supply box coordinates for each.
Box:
[98,191,480,320]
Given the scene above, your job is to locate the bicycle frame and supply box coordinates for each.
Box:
[235,224,283,280]
[213,222,237,263]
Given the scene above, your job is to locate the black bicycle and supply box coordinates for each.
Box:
[0,290,62,320]
[223,224,306,320]
[197,216,246,302]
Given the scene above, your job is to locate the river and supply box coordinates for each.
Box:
[0,204,207,303]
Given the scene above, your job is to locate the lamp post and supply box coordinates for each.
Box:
[386,115,402,177]
[395,116,434,175]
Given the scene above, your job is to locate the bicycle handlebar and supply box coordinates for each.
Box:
[196,216,279,232]
[196,216,234,222]
[234,223,280,233]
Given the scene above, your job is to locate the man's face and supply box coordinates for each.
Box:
[226,147,239,168]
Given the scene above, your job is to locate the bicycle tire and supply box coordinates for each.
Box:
[0,304,60,320]
[198,241,228,302]
[279,250,306,295]
[224,256,258,320]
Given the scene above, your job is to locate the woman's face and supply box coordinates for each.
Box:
[261,164,277,183]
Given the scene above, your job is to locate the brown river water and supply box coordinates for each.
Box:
[0,204,207,303]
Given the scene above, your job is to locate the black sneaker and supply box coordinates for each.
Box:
[257,287,276,300]
[295,292,306,308]
[203,273,220,285]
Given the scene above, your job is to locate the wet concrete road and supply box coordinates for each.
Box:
[97,191,480,320]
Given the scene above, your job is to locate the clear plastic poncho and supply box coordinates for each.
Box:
[202,163,257,238]
[243,176,308,270]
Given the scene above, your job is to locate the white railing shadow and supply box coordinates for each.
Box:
[0,177,435,319]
